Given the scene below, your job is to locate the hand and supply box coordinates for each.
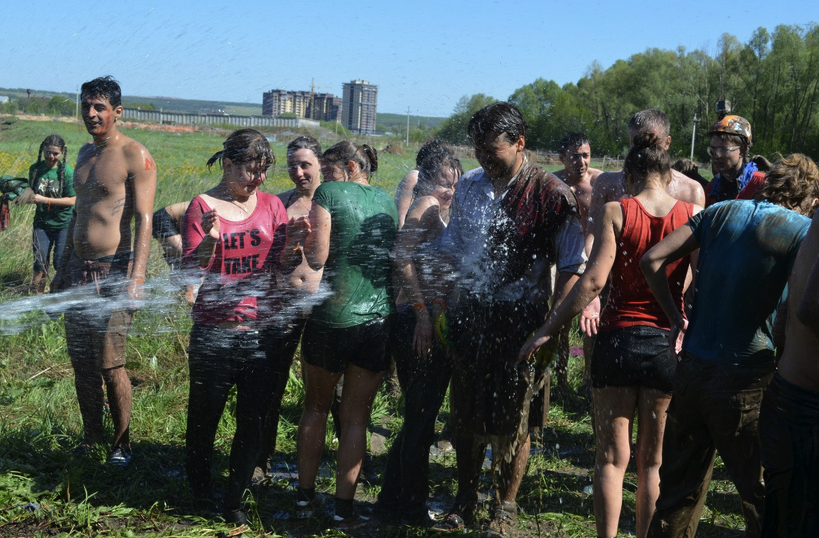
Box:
[413,309,434,360]
[126,278,145,309]
[286,215,311,248]
[517,331,551,366]
[580,295,601,336]
[201,209,220,240]
[669,318,688,360]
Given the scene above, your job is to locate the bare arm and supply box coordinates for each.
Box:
[797,228,819,340]
[393,198,441,359]
[126,144,157,301]
[303,203,331,271]
[395,170,418,230]
[29,193,76,207]
[518,202,621,363]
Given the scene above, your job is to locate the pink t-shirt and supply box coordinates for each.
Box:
[182,191,288,326]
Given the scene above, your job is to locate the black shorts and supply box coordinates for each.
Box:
[152,207,180,240]
[302,316,391,373]
[591,325,675,392]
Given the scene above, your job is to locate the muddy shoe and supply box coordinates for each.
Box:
[223,507,249,526]
[295,494,325,519]
[332,512,369,530]
[432,511,467,532]
[486,501,517,538]
[108,446,132,468]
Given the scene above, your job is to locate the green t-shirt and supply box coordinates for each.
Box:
[310,181,398,328]
[29,161,75,229]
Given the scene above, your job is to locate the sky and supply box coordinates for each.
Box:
[3,1,816,118]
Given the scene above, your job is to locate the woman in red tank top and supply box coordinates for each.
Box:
[519,133,702,538]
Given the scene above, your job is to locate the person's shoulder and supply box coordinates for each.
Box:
[277,188,296,206]
[671,170,705,199]
[594,170,624,189]
[461,167,485,184]
[397,169,419,188]
[588,168,604,182]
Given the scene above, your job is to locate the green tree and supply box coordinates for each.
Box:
[436,94,497,145]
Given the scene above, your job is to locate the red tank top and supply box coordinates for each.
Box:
[600,198,693,331]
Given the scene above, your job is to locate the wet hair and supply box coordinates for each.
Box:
[628,109,670,139]
[206,129,275,170]
[623,132,672,191]
[467,102,527,145]
[80,76,122,108]
[322,141,378,177]
[30,134,68,191]
[559,132,591,155]
[755,154,819,216]
[286,136,322,159]
[415,139,463,195]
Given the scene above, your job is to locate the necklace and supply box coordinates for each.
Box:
[228,198,249,213]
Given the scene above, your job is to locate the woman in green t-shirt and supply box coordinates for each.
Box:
[25,135,76,294]
[294,141,398,529]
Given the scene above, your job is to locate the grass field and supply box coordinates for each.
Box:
[0,118,743,537]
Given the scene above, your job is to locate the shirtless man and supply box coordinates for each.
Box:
[551,133,603,395]
[257,136,325,472]
[51,76,157,466]
[582,109,705,334]
[554,132,603,230]
[759,167,819,537]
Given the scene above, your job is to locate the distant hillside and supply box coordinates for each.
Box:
[0,87,446,133]
[376,113,444,134]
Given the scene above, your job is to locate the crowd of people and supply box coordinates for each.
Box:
[15,75,819,538]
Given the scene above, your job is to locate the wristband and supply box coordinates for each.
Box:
[412,301,426,313]
[132,277,145,284]
[432,299,446,310]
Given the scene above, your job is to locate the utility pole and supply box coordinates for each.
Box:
[406,106,411,146]
[690,114,699,160]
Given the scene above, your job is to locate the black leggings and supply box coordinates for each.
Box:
[185,324,276,511]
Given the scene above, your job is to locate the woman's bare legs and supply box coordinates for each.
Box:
[635,387,672,538]
[335,363,384,500]
[297,362,343,490]
[592,386,637,538]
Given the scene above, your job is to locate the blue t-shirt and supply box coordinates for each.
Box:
[684,199,810,367]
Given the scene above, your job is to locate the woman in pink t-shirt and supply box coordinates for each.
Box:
[182,129,291,526]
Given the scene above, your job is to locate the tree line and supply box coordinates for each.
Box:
[437,23,819,162]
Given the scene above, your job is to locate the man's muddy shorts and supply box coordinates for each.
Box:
[64,251,134,371]
[448,299,546,460]
[760,373,819,538]
[302,316,391,373]
[591,325,675,392]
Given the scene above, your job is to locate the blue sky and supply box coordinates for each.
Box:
[3,1,815,117]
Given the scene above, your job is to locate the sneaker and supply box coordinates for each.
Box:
[400,510,435,527]
[486,501,517,538]
[332,513,369,530]
[295,494,325,519]
[108,447,131,468]
[432,511,466,532]
[223,507,249,526]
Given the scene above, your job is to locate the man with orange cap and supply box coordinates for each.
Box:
[705,115,766,206]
